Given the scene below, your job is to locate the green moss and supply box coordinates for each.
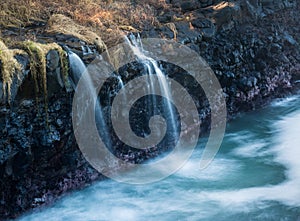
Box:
[0,40,22,102]
[37,42,71,91]
[14,41,71,123]
[46,43,71,90]
[0,39,70,125]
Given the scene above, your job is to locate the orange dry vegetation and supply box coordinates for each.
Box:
[0,0,169,45]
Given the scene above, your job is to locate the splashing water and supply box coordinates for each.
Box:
[18,94,300,221]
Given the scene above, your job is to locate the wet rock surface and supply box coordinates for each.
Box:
[0,0,299,219]
[0,93,103,219]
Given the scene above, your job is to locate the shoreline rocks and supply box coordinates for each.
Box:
[0,0,299,219]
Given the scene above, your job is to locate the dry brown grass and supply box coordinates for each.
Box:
[0,0,46,28]
[0,0,169,47]
[46,14,107,52]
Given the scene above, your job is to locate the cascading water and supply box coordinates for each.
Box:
[66,34,179,153]
[124,34,178,137]
[66,48,112,149]
[115,74,127,105]
[65,48,87,88]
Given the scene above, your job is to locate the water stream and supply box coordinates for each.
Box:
[125,34,178,135]
[18,94,300,221]
[67,48,112,149]
[66,49,87,88]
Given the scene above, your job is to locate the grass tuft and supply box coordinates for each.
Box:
[0,0,170,47]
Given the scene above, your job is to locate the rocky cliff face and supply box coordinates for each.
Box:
[0,0,299,219]
[142,0,299,113]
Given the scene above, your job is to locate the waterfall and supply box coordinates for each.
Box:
[124,34,178,136]
[66,48,112,149]
[115,74,127,105]
[65,48,87,89]
[66,34,178,152]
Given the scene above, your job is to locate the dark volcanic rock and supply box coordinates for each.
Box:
[175,21,203,44]
[0,0,299,219]
[180,1,200,12]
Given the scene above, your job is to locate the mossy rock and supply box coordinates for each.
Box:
[12,40,72,122]
[46,14,107,53]
[0,40,23,103]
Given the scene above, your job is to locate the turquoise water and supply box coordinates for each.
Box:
[19,95,300,221]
